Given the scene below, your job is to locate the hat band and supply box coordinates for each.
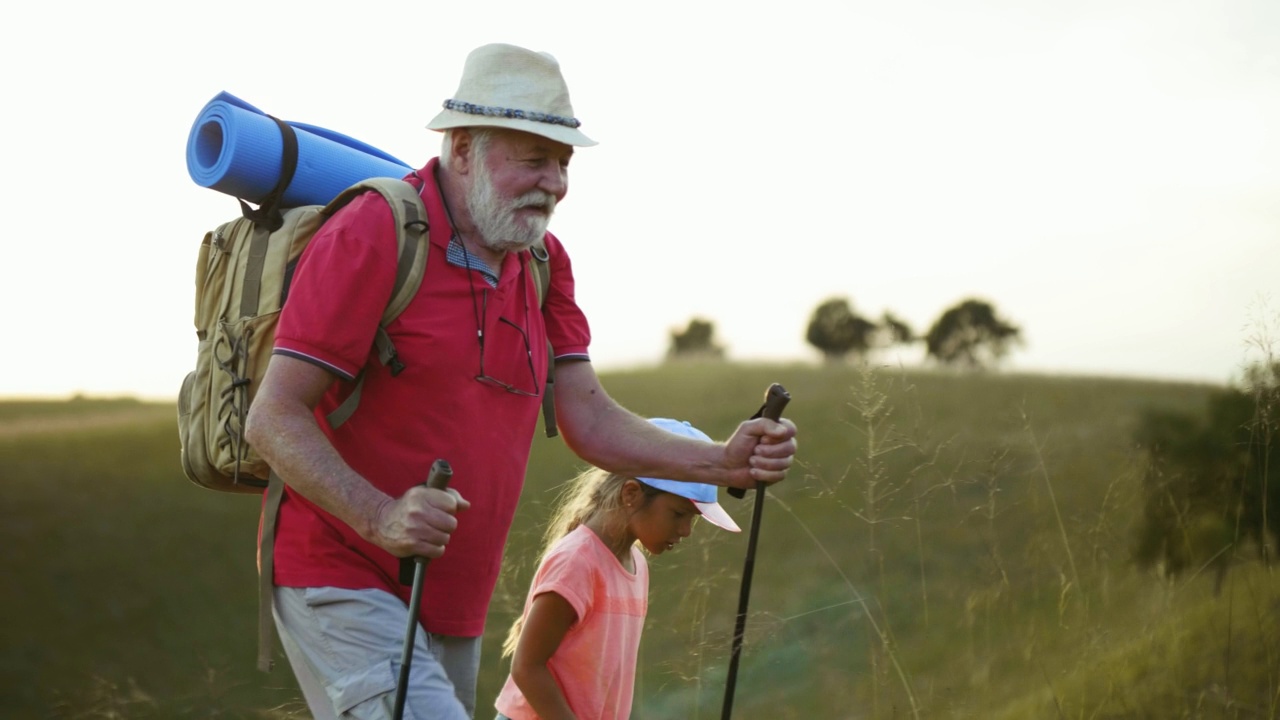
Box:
[441,99,582,129]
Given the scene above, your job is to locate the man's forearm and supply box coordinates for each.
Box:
[246,398,389,542]
[553,361,731,485]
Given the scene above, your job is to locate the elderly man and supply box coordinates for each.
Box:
[245,43,797,719]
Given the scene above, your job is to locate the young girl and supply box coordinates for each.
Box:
[493,418,741,720]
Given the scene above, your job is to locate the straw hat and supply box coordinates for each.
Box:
[426,43,597,147]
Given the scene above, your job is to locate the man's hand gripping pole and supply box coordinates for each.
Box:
[728,382,791,500]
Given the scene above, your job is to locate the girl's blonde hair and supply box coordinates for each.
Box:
[501,467,660,658]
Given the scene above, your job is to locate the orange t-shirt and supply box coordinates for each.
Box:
[495,525,648,719]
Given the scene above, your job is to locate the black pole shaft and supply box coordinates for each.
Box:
[721,476,768,720]
[392,459,453,720]
[721,384,790,720]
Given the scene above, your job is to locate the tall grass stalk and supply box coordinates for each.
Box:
[1243,297,1278,567]
[684,542,715,720]
[841,364,948,718]
[964,446,1013,710]
[770,492,920,719]
[1241,303,1280,719]
[1022,406,1084,624]
[1085,468,1129,608]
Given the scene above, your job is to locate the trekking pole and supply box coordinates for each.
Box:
[393,459,453,720]
[722,383,791,720]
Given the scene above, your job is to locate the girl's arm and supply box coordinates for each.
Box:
[511,591,580,720]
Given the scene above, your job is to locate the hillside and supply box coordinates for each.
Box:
[1,365,1275,719]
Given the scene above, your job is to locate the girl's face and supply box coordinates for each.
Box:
[625,484,698,556]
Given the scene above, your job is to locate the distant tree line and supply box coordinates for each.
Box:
[803,296,1022,369]
[665,296,1024,370]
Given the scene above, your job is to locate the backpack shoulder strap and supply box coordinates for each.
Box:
[353,177,432,329]
[320,177,430,328]
[528,240,551,309]
[257,471,286,672]
[322,178,430,429]
[527,240,558,437]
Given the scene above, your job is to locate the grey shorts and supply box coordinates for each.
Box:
[273,585,480,720]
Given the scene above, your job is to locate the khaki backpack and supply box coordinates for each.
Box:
[177,176,434,493]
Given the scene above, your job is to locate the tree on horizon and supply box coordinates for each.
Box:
[924,298,1022,369]
[666,317,725,360]
[805,297,878,363]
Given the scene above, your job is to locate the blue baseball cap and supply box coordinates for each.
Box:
[636,418,741,533]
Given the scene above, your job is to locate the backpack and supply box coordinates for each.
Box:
[176,176,432,493]
[176,117,558,671]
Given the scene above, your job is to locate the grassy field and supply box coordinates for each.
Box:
[2,364,1277,719]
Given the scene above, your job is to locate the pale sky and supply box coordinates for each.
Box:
[3,0,1278,399]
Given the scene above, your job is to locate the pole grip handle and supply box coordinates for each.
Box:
[398,459,454,585]
[728,383,791,499]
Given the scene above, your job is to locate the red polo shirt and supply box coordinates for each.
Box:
[269,158,591,636]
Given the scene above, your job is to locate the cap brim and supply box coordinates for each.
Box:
[694,501,741,533]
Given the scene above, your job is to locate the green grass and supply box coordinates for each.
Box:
[3,364,1277,719]
[0,395,155,419]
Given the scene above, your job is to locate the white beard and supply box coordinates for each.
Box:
[466,161,557,253]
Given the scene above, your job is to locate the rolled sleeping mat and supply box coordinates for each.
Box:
[186,91,414,208]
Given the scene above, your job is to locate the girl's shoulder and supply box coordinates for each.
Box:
[551,525,597,552]
[540,526,603,568]
[532,527,607,608]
